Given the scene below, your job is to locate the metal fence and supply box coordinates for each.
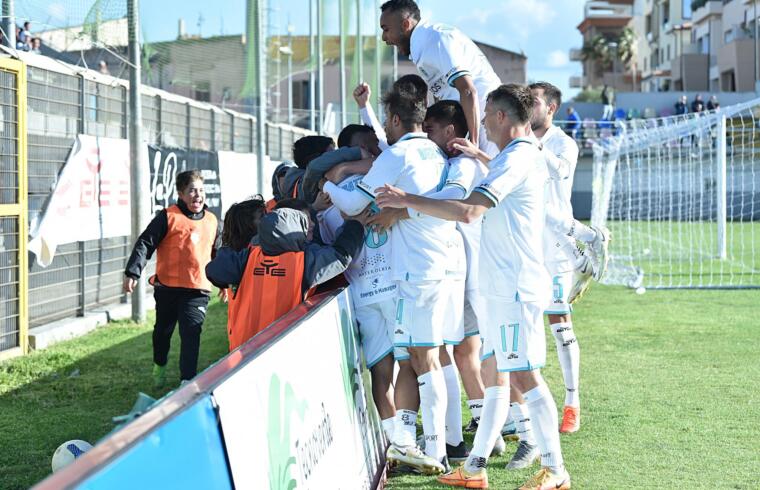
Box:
[16,54,313,338]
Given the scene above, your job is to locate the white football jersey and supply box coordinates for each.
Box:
[445,155,487,291]
[357,132,462,282]
[473,138,551,306]
[319,175,396,307]
[541,125,580,271]
[410,20,502,117]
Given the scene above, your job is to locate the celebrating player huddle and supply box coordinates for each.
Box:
[205,0,611,489]
[324,1,611,488]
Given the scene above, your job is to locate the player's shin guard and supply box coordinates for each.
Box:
[523,383,564,472]
[419,370,447,460]
[393,409,417,447]
[466,385,510,471]
[510,402,537,445]
[442,364,464,446]
[551,322,580,407]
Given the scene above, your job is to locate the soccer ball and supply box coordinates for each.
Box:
[51,440,93,472]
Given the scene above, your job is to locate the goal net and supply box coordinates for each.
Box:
[591,99,760,289]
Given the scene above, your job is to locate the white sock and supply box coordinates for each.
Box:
[465,385,510,472]
[442,364,464,446]
[468,398,483,424]
[510,402,536,445]
[568,219,596,243]
[523,384,564,472]
[551,322,580,407]
[381,417,395,443]
[392,409,417,447]
[419,369,447,460]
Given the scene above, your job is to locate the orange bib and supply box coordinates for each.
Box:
[227,245,315,351]
[152,205,217,291]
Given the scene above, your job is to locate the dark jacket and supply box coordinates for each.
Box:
[272,161,297,201]
[302,146,363,203]
[281,167,306,201]
[124,200,221,288]
[205,208,364,294]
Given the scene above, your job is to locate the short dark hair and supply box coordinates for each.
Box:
[529,82,562,109]
[380,0,421,21]
[292,135,334,168]
[425,100,467,138]
[393,74,427,102]
[487,84,535,125]
[274,198,310,213]
[337,124,374,148]
[382,90,426,130]
[222,196,267,251]
[176,169,203,192]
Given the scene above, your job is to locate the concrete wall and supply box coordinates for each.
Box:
[615,90,757,115]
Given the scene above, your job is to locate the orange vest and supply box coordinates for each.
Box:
[265,198,277,213]
[227,245,314,351]
[152,205,217,291]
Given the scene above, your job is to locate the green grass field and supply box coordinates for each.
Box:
[1,286,759,489]
[605,221,759,288]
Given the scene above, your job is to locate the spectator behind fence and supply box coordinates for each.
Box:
[206,207,365,351]
[675,95,689,115]
[691,94,704,113]
[601,85,614,120]
[30,38,41,54]
[565,106,581,139]
[15,27,26,51]
[707,95,720,111]
[99,60,110,75]
[123,170,220,386]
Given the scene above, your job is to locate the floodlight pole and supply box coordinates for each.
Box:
[255,0,266,194]
[339,0,347,129]
[374,0,381,113]
[2,0,15,49]
[309,0,316,131]
[128,0,148,322]
[317,0,325,132]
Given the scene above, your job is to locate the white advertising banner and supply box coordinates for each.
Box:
[28,135,132,267]
[217,151,258,216]
[213,290,385,490]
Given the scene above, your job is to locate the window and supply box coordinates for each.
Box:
[667,45,671,60]
[646,14,653,35]
[644,56,648,71]
[724,28,734,43]
[662,1,670,25]
[682,0,692,19]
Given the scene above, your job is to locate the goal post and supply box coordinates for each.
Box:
[591,99,760,289]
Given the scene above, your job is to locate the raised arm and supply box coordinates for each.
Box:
[375,184,492,224]
[453,76,480,147]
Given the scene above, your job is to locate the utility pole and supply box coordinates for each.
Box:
[375,0,381,113]
[128,0,147,322]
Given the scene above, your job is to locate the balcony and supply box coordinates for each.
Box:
[670,52,710,90]
[569,48,584,61]
[692,1,723,25]
[717,33,757,91]
[578,1,633,32]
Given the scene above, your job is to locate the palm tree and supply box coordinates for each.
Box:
[581,34,613,79]
[617,27,638,90]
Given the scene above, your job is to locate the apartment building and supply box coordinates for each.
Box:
[574,0,759,92]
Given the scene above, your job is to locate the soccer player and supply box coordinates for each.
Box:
[529,82,585,433]
[124,170,219,386]
[376,84,571,490]
[324,89,463,475]
[315,166,398,444]
[379,0,501,155]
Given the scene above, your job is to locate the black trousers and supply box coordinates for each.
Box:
[152,287,210,380]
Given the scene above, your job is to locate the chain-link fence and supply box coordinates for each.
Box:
[19,53,312,334]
